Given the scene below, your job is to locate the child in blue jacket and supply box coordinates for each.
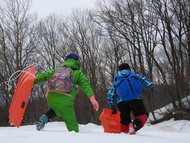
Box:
[107,63,159,134]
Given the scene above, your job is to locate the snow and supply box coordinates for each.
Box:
[148,96,190,121]
[2,96,190,143]
[1,119,190,143]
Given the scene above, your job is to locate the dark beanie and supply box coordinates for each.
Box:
[119,63,130,70]
[64,53,79,61]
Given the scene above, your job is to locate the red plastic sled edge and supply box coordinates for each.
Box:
[9,65,35,128]
[99,109,121,133]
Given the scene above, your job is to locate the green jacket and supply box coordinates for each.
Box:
[34,59,94,101]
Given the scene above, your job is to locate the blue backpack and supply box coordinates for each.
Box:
[114,71,143,101]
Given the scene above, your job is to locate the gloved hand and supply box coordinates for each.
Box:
[111,106,116,114]
[90,95,99,111]
[150,85,160,96]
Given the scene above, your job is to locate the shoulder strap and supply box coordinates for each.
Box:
[115,71,131,81]
[125,73,134,93]
[115,71,134,93]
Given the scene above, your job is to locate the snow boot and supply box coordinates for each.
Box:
[121,124,129,133]
[134,114,148,129]
[36,114,48,131]
[129,123,135,135]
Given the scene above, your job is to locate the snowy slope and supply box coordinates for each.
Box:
[1,119,190,143]
[148,96,190,121]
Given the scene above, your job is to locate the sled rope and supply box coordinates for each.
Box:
[5,63,38,91]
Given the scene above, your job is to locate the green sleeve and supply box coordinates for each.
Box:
[34,69,55,85]
[78,72,94,98]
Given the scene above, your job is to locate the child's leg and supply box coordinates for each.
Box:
[45,109,56,120]
[118,102,131,133]
[61,105,79,132]
[131,99,148,131]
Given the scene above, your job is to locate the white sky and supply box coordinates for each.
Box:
[31,0,97,18]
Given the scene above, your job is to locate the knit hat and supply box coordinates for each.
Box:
[119,63,130,70]
[64,53,79,61]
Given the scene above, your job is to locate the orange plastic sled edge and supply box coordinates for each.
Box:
[9,65,35,128]
[99,109,121,133]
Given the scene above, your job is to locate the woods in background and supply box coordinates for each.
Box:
[0,0,190,126]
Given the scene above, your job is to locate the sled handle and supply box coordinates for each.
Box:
[21,101,25,108]
[5,63,38,91]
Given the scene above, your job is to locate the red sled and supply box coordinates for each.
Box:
[9,65,35,128]
[99,109,121,133]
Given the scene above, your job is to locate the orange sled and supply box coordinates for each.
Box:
[99,109,121,133]
[9,65,35,128]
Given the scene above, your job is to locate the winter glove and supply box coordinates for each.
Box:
[90,95,99,111]
[111,106,116,114]
[150,85,160,96]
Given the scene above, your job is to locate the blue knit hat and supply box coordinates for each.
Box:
[64,53,79,61]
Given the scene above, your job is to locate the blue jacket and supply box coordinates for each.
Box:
[107,70,153,106]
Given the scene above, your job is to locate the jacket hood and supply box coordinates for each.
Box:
[116,69,131,77]
[61,59,80,70]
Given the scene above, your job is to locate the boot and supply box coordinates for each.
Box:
[134,114,148,129]
[129,123,135,135]
[121,124,129,133]
[36,114,48,131]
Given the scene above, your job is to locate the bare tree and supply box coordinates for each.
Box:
[150,0,190,111]
[95,0,190,121]
[0,0,38,125]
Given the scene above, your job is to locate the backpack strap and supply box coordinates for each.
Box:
[48,88,75,99]
[125,75,134,93]
[59,92,75,99]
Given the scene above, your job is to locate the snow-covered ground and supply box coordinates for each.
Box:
[149,96,190,121]
[1,119,190,143]
[2,96,190,143]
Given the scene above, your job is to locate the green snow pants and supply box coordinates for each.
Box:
[47,92,79,132]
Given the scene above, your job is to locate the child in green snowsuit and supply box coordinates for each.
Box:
[34,53,99,132]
